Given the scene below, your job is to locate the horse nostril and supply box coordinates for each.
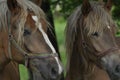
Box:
[115,65,120,73]
[50,68,58,79]
[51,68,57,75]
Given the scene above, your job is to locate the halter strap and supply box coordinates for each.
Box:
[7,12,58,67]
[7,12,13,60]
[8,34,58,66]
[97,47,119,58]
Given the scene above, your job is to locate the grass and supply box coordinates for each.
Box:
[19,17,66,80]
[54,17,66,67]
[19,65,29,80]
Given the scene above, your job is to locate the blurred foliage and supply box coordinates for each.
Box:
[112,0,120,19]
[50,0,82,18]
[49,0,120,27]
[112,0,120,27]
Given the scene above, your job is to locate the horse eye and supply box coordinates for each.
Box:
[23,29,31,36]
[92,32,99,37]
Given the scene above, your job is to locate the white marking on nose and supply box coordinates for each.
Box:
[32,16,63,74]
[32,16,56,53]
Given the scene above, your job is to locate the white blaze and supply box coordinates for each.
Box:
[32,16,63,74]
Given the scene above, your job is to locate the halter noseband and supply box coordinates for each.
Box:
[97,47,119,58]
[8,34,58,66]
[7,15,58,67]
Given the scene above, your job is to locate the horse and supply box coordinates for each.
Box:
[65,0,120,80]
[30,0,65,80]
[0,0,63,80]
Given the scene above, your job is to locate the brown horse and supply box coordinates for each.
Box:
[30,0,65,80]
[65,0,120,80]
[0,0,63,80]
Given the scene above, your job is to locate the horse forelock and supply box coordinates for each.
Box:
[14,0,48,45]
[65,1,116,80]
[84,2,115,36]
[0,0,49,45]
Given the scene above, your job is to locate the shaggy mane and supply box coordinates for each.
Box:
[65,1,116,80]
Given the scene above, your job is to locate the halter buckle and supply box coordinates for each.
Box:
[9,34,13,41]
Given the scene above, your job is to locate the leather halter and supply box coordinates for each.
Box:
[7,14,58,67]
[79,16,119,60]
[96,47,119,58]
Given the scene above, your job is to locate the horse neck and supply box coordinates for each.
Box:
[0,29,10,67]
[87,65,110,80]
[0,61,20,80]
[66,64,110,80]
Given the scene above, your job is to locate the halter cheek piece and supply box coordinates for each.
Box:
[8,35,58,66]
[7,14,58,67]
[81,35,119,58]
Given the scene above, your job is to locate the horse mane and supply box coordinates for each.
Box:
[65,1,116,80]
[0,0,8,31]
[0,0,49,44]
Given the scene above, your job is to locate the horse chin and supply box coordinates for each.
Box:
[31,71,60,80]
[29,71,47,80]
[32,72,45,80]
[101,55,120,80]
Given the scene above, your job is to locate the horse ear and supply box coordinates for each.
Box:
[81,0,92,16]
[99,0,103,2]
[7,0,21,14]
[105,0,112,11]
[31,0,42,7]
